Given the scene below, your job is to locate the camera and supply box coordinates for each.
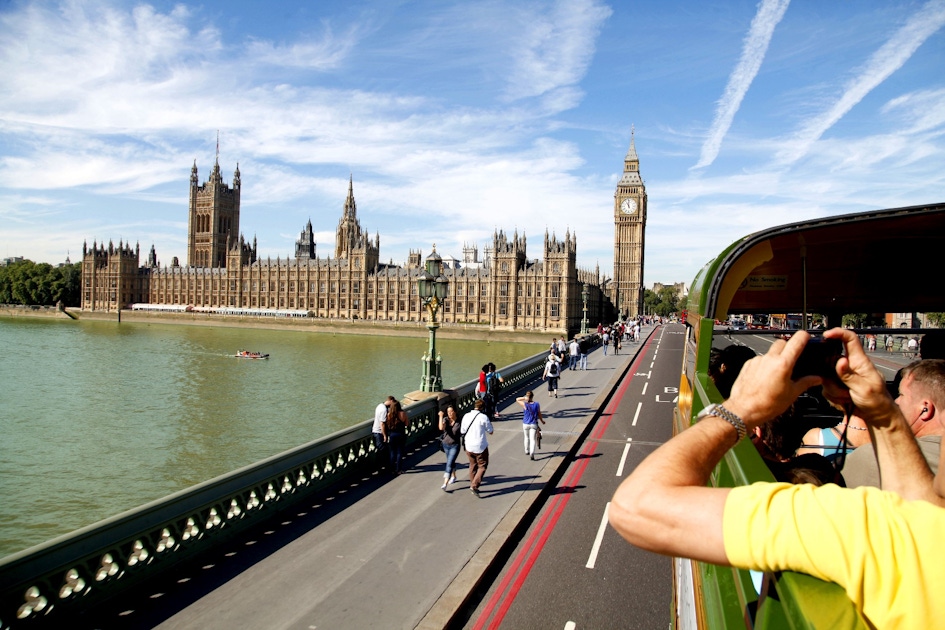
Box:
[791,337,843,381]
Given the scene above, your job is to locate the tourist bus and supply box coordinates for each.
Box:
[674,203,944,629]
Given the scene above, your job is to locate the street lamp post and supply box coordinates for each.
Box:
[417,246,448,392]
[581,283,589,335]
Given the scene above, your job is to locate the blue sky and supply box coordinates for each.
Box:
[1,0,943,287]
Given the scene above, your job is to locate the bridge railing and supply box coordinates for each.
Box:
[0,350,551,628]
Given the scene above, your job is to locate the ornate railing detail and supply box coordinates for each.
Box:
[0,350,551,628]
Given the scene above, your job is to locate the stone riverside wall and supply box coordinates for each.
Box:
[0,306,552,344]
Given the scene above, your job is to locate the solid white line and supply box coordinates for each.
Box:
[616,438,632,476]
[631,401,642,426]
[641,381,648,395]
[565,622,577,630]
[586,502,611,569]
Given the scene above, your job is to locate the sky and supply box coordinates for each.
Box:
[1,0,943,287]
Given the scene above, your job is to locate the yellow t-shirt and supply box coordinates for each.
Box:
[723,482,945,629]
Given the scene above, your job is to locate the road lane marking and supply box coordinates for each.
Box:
[585,502,610,569]
[616,438,632,476]
[471,334,660,629]
[631,402,642,426]
[641,382,648,396]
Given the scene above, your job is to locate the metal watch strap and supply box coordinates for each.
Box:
[701,404,747,443]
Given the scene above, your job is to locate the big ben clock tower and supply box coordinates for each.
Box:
[613,127,646,319]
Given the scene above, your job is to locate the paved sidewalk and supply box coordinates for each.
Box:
[140,331,653,630]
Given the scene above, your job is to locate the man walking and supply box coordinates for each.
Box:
[569,337,580,371]
[461,399,494,497]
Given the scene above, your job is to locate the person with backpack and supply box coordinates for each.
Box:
[485,362,505,418]
[543,352,562,398]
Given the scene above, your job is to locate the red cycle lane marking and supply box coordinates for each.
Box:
[472,336,657,629]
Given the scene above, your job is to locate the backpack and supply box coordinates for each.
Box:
[486,372,500,396]
[547,361,559,378]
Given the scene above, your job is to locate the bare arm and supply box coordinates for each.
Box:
[823,328,940,504]
[610,332,819,564]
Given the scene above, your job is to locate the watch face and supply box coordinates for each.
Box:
[620,198,637,214]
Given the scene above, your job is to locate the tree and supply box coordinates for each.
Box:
[643,287,680,317]
[926,313,945,327]
[0,260,82,307]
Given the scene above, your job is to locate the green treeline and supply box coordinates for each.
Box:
[0,260,82,307]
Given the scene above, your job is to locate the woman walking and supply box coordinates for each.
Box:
[387,399,410,474]
[438,406,462,490]
[516,391,546,460]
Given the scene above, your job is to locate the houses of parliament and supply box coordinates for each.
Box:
[81,134,647,335]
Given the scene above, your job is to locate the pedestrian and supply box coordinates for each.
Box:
[460,399,494,497]
[476,363,489,400]
[437,406,462,490]
[485,362,505,418]
[579,337,589,370]
[372,396,393,470]
[516,391,546,460]
[386,398,410,474]
[885,335,894,352]
[543,352,561,397]
[602,330,609,356]
[569,337,580,370]
[612,330,620,355]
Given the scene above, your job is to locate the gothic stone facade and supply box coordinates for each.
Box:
[612,129,647,319]
[82,160,609,335]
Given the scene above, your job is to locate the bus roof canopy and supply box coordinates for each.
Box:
[689,203,945,322]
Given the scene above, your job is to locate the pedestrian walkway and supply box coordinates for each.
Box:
[93,331,654,630]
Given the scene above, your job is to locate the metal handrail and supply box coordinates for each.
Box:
[0,351,551,627]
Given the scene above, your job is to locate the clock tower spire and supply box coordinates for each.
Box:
[612,126,647,319]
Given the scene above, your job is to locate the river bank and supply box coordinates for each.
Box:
[0,305,555,343]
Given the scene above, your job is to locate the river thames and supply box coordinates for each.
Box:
[0,316,543,559]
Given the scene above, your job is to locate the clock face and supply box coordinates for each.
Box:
[620,198,637,214]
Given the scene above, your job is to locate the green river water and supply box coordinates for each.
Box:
[0,317,542,559]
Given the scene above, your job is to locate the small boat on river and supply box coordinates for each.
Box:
[234,350,269,359]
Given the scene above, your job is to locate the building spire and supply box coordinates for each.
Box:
[343,174,356,219]
[215,130,220,165]
[625,124,638,162]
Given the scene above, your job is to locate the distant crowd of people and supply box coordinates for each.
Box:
[371,317,657,496]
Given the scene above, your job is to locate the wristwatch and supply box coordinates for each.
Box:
[697,404,747,443]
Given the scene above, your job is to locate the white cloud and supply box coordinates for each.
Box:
[693,0,790,170]
[775,0,945,165]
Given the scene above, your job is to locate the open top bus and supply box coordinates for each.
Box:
[675,203,944,629]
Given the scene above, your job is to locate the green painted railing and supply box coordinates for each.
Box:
[0,350,552,628]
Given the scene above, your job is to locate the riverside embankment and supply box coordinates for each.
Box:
[1,305,558,344]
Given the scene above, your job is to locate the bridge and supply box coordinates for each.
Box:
[2,327,675,629]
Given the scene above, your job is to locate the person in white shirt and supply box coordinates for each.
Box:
[372,397,393,469]
[569,338,580,370]
[461,399,494,497]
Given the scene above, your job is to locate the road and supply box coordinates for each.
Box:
[463,324,685,629]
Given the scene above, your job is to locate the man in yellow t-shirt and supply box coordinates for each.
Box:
[609,329,945,629]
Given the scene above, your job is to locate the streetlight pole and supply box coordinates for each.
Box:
[417,246,448,392]
[580,283,589,335]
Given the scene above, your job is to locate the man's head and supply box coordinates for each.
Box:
[896,359,945,437]
[474,399,485,411]
[708,344,757,398]
[385,396,395,407]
